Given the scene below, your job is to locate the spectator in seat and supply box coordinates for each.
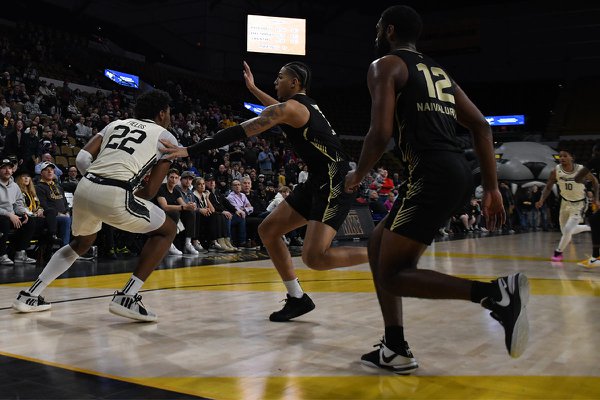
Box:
[241,175,266,248]
[383,192,395,212]
[205,175,239,251]
[0,159,36,264]
[243,140,259,169]
[368,190,388,223]
[75,116,93,145]
[35,153,63,180]
[192,176,235,252]
[61,166,80,193]
[25,124,41,175]
[178,170,203,254]
[258,144,275,177]
[298,164,309,184]
[377,169,395,196]
[226,179,253,248]
[35,161,71,246]
[15,171,62,245]
[3,120,31,170]
[215,163,231,195]
[155,168,196,255]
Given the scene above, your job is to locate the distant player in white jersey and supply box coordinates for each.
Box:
[536,149,593,261]
[12,90,178,321]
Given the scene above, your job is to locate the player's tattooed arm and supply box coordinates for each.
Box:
[241,103,286,134]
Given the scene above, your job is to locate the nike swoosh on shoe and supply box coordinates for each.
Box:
[497,278,510,307]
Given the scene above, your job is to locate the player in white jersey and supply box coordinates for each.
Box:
[536,149,593,261]
[12,90,178,321]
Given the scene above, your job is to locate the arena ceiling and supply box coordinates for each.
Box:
[6,0,599,85]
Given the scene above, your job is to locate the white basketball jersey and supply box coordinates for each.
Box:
[555,163,586,202]
[87,118,177,188]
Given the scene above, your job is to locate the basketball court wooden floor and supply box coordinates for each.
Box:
[0,231,599,399]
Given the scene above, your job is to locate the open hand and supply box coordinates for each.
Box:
[159,139,188,160]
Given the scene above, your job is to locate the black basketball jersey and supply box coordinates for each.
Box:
[279,94,349,171]
[391,49,463,163]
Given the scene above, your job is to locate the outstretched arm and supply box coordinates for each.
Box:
[243,61,278,106]
[161,100,308,159]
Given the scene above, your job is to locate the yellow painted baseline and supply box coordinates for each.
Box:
[1,351,599,399]
[2,266,600,297]
[424,250,584,263]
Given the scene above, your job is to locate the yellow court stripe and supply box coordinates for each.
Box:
[1,350,598,399]
[132,375,600,400]
[2,266,599,297]
[424,250,574,262]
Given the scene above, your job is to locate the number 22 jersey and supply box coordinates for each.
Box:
[86,118,177,188]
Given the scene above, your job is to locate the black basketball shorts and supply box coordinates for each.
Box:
[286,161,353,231]
[386,151,473,245]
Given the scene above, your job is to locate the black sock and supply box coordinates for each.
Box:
[470,281,499,303]
[593,246,599,258]
[384,325,405,349]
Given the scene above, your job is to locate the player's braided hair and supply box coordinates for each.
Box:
[283,61,312,92]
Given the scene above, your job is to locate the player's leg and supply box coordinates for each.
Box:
[12,233,98,313]
[554,203,588,260]
[580,210,600,267]
[12,181,102,313]
[300,220,368,270]
[258,200,313,322]
[108,199,176,322]
[359,214,418,374]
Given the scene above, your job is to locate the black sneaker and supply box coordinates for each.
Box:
[12,290,51,313]
[269,293,315,322]
[361,338,418,375]
[482,273,530,358]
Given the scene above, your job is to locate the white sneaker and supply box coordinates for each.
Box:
[223,238,241,252]
[192,242,204,252]
[168,243,183,255]
[184,242,199,255]
[0,254,14,265]
[578,257,600,268]
[481,273,529,358]
[12,290,51,312]
[212,240,225,252]
[108,291,157,322]
[361,338,418,375]
[14,250,36,264]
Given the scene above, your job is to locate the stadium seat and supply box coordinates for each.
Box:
[60,145,73,157]
[55,155,69,170]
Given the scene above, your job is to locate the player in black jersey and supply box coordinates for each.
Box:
[575,142,600,268]
[161,61,368,321]
[344,5,529,374]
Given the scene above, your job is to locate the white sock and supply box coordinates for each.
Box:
[284,278,304,298]
[121,275,144,296]
[185,237,192,245]
[31,245,79,296]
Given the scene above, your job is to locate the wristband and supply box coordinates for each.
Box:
[187,124,246,158]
